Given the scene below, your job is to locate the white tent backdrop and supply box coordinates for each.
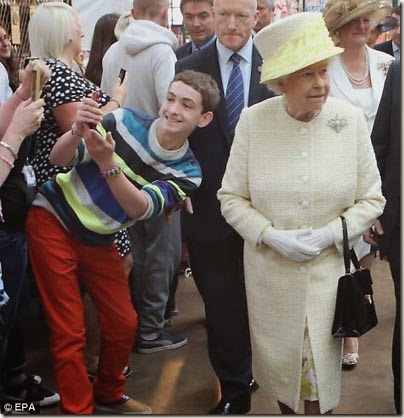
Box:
[72,0,133,50]
[72,0,182,51]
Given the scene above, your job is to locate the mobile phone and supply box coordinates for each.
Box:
[32,65,42,101]
[24,56,38,68]
[89,91,100,129]
[118,68,126,84]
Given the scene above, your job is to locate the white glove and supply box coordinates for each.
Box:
[297,226,334,251]
[262,227,321,262]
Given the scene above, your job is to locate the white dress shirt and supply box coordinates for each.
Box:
[216,37,253,108]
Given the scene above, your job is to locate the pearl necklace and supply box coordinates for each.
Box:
[340,51,369,86]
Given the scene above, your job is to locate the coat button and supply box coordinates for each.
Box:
[300,128,308,134]
[301,200,310,208]
[300,151,309,158]
[301,175,309,183]
[299,266,307,272]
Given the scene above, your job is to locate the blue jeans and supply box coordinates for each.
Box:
[0,230,27,400]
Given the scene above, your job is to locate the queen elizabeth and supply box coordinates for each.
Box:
[217,12,385,414]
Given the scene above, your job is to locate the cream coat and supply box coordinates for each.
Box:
[218,96,385,413]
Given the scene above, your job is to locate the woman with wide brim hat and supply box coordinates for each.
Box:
[218,12,385,414]
[323,0,394,371]
[323,0,393,133]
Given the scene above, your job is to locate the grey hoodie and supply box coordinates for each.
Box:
[102,20,178,117]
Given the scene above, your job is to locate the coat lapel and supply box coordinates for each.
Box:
[329,57,363,109]
[248,46,263,106]
[367,45,392,105]
[199,44,233,145]
[199,44,266,145]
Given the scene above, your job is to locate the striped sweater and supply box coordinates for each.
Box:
[34,108,202,246]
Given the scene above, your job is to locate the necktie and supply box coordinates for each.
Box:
[225,53,244,136]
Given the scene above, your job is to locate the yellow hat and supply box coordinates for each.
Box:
[323,0,392,35]
[254,12,343,83]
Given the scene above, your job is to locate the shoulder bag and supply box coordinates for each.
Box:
[331,216,378,338]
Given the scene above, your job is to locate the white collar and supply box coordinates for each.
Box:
[392,41,400,53]
[216,36,253,64]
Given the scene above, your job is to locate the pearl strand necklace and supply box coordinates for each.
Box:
[340,50,369,86]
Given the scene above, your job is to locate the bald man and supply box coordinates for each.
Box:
[176,0,274,413]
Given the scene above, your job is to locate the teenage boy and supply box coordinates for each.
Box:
[25,70,219,415]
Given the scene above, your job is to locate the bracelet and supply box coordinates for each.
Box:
[110,98,121,108]
[71,122,80,137]
[0,141,18,160]
[101,164,122,179]
[0,155,14,169]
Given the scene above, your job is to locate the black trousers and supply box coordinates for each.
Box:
[388,226,401,414]
[187,233,252,401]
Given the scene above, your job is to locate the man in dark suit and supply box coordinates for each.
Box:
[365,59,401,413]
[374,6,400,59]
[176,0,216,59]
[175,0,274,413]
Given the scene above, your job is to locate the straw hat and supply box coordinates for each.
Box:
[254,12,343,83]
[323,0,392,34]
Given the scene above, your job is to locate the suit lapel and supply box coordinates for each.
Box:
[248,47,263,106]
[367,46,392,103]
[199,44,233,145]
[199,44,265,145]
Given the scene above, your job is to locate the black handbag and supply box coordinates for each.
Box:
[331,216,378,338]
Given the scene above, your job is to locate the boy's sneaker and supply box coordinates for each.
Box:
[136,332,187,354]
[122,366,133,379]
[95,394,152,414]
[5,375,60,407]
[88,365,133,382]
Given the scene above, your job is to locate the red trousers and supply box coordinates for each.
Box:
[26,207,137,414]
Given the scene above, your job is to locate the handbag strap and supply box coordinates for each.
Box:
[350,248,361,270]
[340,216,351,274]
[340,216,362,272]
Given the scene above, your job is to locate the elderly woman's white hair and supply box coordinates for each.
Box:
[28,2,78,59]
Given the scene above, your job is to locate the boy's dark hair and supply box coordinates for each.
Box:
[180,0,213,13]
[172,70,220,113]
[392,5,400,16]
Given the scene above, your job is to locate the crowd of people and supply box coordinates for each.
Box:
[0,0,400,414]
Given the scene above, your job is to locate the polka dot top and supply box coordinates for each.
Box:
[31,58,110,187]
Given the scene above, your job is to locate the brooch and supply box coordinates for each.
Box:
[377,61,391,77]
[327,115,347,133]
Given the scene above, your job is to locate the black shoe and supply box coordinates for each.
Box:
[209,393,251,414]
[5,375,60,407]
[135,332,187,354]
[249,379,259,393]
